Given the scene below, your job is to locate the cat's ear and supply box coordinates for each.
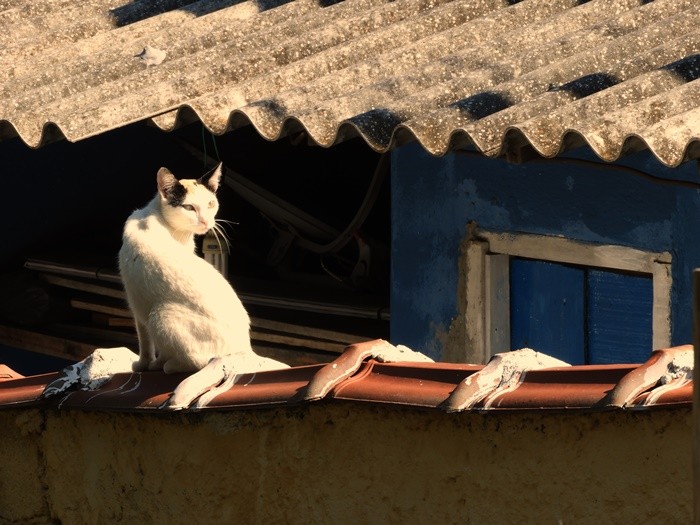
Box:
[157,167,185,205]
[199,162,222,193]
[157,167,177,195]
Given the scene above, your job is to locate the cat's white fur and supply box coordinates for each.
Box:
[118,163,279,374]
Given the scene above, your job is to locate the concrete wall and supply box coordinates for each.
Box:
[391,143,700,360]
[0,404,691,524]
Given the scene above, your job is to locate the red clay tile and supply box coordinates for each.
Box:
[441,349,574,412]
[56,372,188,411]
[0,372,58,407]
[601,345,693,408]
[629,380,693,408]
[0,365,23,381]
[0,344,693,412]
[479,365,637,410]
[194,365,326,409]
[330,361,480,408]
[57,365,327,411]
[303,339,403,401]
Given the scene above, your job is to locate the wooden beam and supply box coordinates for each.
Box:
[250,330,346,354]
[41,274,126,300]
[250,317,362,345]
[0,324,94,362]
[70,299,131,318]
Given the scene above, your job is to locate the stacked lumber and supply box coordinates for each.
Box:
[2,258,389,367]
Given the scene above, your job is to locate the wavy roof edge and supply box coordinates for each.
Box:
[2,105,700,169]
[1,0,699,168]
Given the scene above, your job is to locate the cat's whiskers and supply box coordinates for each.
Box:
[214,219,238,227]
[210,220,232,254]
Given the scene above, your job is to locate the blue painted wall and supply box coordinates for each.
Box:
[391,142,700,360]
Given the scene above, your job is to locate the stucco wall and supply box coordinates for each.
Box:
[0,404,691,524]
[391,144,700,361]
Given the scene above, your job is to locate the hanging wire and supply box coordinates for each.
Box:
[201,126,221,168]
[211,131,220,161]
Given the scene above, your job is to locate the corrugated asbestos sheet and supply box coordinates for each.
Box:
[1,0,699,167]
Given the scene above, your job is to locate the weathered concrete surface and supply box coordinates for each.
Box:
[0,404,691,524]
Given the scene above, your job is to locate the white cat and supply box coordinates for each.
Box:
[40,163,433,410]
[118,162,284,375]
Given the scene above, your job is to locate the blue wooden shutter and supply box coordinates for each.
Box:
[510,258,585,364]
[586,269,652,364]
[509,258,653,364]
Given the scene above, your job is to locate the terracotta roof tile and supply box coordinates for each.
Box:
[600,345,693,408]
[0,340,692,413]
[168,365,323,410]
[0,365,23,381]
[330,361,480,409]
[477,366,635,411]
[0,372,58,408]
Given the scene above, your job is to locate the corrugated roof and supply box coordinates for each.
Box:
[1,0,699,167]
[0,340,692,412]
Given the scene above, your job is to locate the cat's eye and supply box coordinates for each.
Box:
[208,201,215,209]
[182,204,195,212]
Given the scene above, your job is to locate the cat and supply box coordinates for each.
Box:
[118,162,285,375]
[41,162,432,409]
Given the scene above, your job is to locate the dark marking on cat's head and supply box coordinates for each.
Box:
[157,167,187,207]
[198,162,223,193]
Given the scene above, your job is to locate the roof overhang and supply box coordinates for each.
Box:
[2,0,699,167]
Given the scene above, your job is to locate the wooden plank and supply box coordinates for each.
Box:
[250,330,347,354]
[25,258,121,284]
[485,253,510,355]
[0,322,339,365]
[28,256,391,320]
[41,274,126,300]
[70,299,131,318]
[54,322,345,354]
[250,317,361,344]
[652,261,672,349]
[462,237,488,364]
[91,313,136,328]
[483,231,672,273]
[51,324,138,347]
[240,291,390,320]
[71,298,356,348]
[253,343,335,366]
[0,324,94,361]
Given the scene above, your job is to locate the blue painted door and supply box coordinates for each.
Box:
[510,258,652,364]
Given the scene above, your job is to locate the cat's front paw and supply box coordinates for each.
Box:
[132,359,151,372]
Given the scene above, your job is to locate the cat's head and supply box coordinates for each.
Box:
[156,163,222,235]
